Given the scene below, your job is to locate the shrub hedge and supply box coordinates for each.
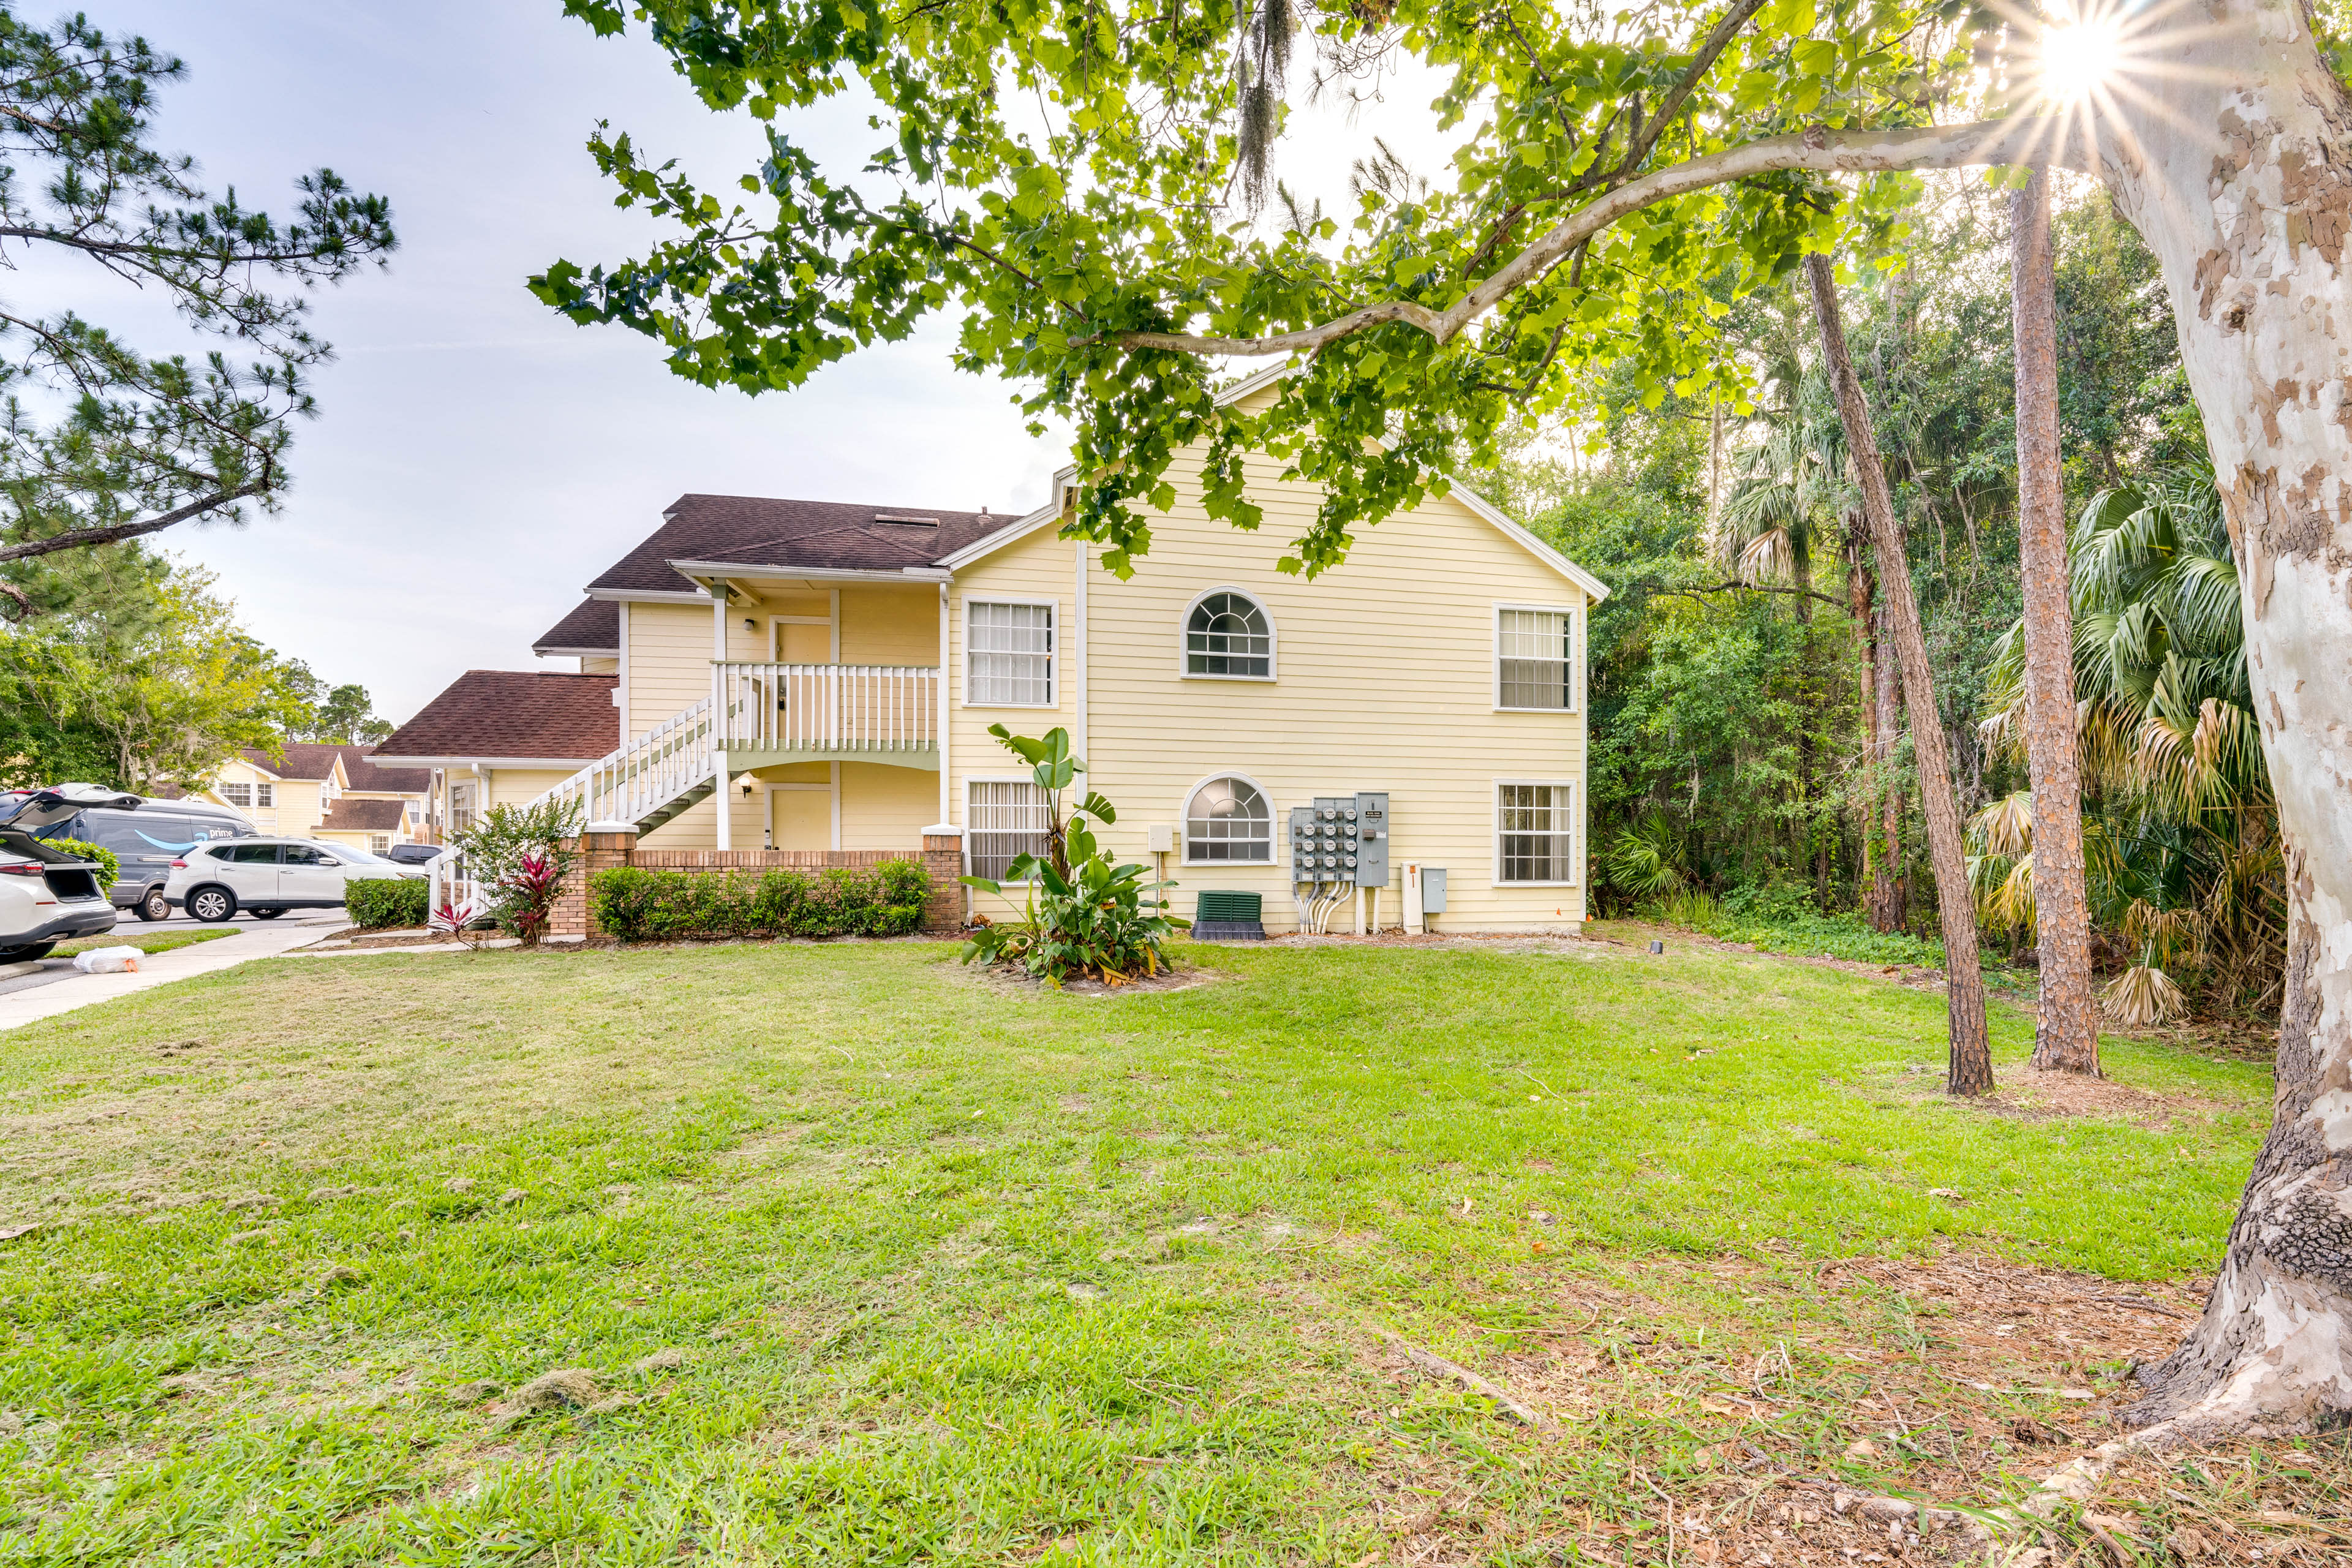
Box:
[589,861,930,942]
[346,877,430,930]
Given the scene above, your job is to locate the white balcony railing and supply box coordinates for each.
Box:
[715,662,938,753]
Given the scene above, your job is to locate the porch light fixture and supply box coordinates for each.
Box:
[740,776,755,800]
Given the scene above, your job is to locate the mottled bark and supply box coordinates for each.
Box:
[2010,167,2102,1076]
[1806,254,1994,1096]
[2079,0,2352,1434]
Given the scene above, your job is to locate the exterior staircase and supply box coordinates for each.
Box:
[522,662,941,834]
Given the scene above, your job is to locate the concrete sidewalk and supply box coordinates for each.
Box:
[0,920,348,1033]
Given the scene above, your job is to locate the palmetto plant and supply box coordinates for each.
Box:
[1975,464,2282,1023]
[1604,809,1688,900]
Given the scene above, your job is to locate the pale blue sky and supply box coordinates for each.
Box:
[75,2,1444,720]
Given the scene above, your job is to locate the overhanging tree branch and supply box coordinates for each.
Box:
[1084,116,2092,358]
[0,481,271,567]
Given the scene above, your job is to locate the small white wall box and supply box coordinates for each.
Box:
[1145,823,1176,854]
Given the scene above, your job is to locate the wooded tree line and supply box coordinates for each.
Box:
[1517,175,2272,1027]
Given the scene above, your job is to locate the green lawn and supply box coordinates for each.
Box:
[51,927,235,959]
[0,937,2304,1565]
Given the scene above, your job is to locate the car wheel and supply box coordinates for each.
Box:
[0,941,56,962]
[250,908,284,921]
[135,887,170,922]
[187,885,238,923]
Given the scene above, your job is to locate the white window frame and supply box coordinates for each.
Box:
[1180,771,1276,865]
[1493,601,1581,714]
[1178,586,1278,682]
[255,782,276,808]
[965,775,1053,883]
[221,782,252,808]
[1492,778,1580,886]
[962,597,1059,708]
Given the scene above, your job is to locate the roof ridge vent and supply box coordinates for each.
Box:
[873,512,939,526]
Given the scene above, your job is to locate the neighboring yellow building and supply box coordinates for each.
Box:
[202,744,431,853]
[385,371,1607,932]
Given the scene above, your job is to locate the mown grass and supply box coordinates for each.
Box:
[0,937,2297,1565]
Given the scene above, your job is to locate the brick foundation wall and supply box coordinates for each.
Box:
[548,832,967,938]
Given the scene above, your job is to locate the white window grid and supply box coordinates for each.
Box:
[370,834,391,854]
[1183,774,1273,863]
[965,600,1056,706]
[221,783,252,807]
[1494,603,1579,712]
[256,782,275,808]
[1182,587,1276,680]
[967,778,1053,881]
[1494,780,1579,885]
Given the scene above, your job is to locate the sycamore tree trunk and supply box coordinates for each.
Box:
[1806,254,1995,1095]
[2009,167,2103,1076]
[2076,0,2352,1434]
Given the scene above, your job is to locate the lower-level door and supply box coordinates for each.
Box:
[768,786,831,851]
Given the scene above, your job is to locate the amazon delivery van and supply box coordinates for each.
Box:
[42,797,255,919]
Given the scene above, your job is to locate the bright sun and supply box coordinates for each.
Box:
[2039,18,2122,102]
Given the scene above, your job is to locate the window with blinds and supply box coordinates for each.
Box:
[968,780,1052,880]
[967,600,1054,705]
[1496,782,1577,883]
[1497,606,1574,710]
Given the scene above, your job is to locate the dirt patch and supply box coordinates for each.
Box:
[1308,1248,2340,1567]
[957,960,1219,998]
[1874,1063,2242,1131]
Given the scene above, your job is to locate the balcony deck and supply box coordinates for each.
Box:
[713,662,940,769]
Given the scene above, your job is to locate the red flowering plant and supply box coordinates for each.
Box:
[450,798,583,948]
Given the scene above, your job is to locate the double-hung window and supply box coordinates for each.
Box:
[967,600,1055,706]
[221,783,252,808]
[967,780,1053,880]
[1496,782,1578,884]
[1496,605,1577,711]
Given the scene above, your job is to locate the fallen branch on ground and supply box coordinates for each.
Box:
[1372,1327,1554,1428]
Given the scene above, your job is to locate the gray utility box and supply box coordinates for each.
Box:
[1351,791,1390,889]
[1288,794,1390,889]
[1421,866,1448,913]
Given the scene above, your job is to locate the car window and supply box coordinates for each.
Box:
[222,843,282,864]
[282,844,334,866]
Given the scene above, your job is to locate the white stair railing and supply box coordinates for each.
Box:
[526,694,718,829]
[715,663,938,752]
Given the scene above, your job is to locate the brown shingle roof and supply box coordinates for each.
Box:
[336,744,430,794]
[239,744,350,782]
[374,671,619,764]
[533,598,620,654]
[317,797,409,833]
[585,494,1023,594]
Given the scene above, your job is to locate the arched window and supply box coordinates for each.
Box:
[1184,590,1274,679]
[1184,775,1273,863]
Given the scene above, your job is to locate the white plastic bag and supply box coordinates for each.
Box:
[70,944,141,974]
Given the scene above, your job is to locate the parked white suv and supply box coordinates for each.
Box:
[0,785,138,960]
[165,837,421,923]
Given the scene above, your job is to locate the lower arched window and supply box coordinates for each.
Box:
[1184,775,1272,862]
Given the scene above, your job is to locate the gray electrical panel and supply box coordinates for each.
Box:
[1422,865,1449,913]
[1287,794,1389,888]
[1352,791,1390,888]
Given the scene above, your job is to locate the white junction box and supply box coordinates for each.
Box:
[1145,823,1176,854]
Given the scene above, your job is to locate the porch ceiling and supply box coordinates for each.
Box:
[729,744,940,772]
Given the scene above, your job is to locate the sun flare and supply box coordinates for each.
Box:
[2038,17,2123,102]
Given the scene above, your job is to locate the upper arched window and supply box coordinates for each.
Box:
[1184,589,1274,679]
[1184,775,1273,863]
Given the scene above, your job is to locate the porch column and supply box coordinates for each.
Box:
[710,603,731,853]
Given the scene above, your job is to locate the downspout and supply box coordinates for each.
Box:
[712,586,730,851]
[1073,538,1088,760]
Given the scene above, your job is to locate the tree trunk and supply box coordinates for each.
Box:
[2077,0,2352,1434]
[2009,166,2103,1077]
[1805,254,1994,1096]
[1848,521,1909,935]
[1875,627,1908,933]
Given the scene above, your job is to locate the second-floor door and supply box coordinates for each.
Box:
[775,622,829,663]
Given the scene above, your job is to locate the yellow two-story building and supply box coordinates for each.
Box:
[380,373,1608,933]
